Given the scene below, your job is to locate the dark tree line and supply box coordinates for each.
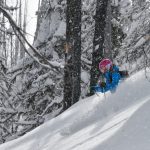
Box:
[63,0,125,100]
[63,0,112,106]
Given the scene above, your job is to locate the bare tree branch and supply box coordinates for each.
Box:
[0,6,60,72]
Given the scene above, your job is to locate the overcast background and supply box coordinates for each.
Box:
[6,0,39,43]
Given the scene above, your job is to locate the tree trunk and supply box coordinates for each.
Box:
[90,0,109,95]
[63,0,81,110]
[104,0,112,60]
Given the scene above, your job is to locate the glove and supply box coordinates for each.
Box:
[99,82,106,88]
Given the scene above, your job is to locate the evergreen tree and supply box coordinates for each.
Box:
[90,0,109,95]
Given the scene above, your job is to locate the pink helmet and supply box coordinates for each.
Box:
[99,58,112,73]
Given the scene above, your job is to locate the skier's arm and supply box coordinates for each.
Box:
[92,70,121,93]
[105,72,121,91]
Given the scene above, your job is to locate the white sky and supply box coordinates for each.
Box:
[6,0,39,43]
[25,0,39,43]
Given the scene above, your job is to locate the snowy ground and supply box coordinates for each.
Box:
[0,70,150,150]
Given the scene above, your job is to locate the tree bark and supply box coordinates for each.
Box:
[63,0,82,110]
[104,0,112,60]
[90,0,109,95]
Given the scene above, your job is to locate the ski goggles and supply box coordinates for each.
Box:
[100,66,106,73]
[100,64,111,73]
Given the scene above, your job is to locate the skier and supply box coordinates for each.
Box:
[94,58,125,93]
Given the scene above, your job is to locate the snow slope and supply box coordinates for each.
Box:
[0,70,150,150]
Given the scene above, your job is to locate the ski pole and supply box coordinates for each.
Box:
[103,87,106,100]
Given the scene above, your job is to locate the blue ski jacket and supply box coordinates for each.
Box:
[95,65,121,93]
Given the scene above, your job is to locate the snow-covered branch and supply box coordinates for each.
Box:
[0,6,60,72]
[2,6,19,11]
[134,34,150,49]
